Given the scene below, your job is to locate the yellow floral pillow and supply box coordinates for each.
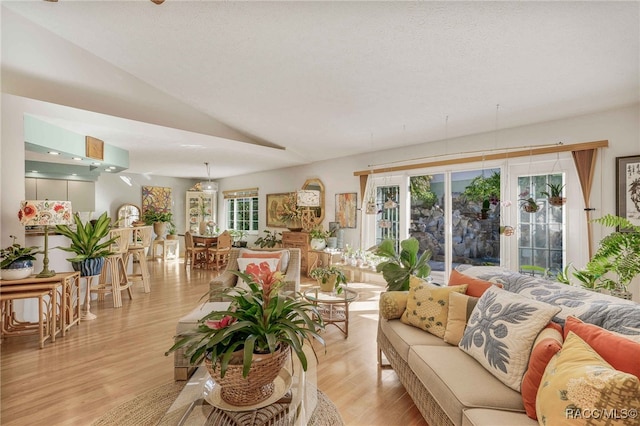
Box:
[379,291,409,320]
[400,276,467,338]
[536,332,640,425]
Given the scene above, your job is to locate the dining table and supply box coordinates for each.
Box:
[191,234,218,248]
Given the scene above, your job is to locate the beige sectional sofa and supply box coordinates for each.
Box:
[377,265,640,426]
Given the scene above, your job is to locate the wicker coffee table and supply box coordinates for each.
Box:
[161,345,317,426]
[303,286,358,338]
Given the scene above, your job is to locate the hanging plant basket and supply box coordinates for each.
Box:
[548,196,566,207]
[500,226,514,237]
[522,204,539,213]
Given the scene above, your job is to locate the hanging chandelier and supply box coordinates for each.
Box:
[200,162,218,194]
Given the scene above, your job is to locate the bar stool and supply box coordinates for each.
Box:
[127,226,153,293]
[95,228,133,308]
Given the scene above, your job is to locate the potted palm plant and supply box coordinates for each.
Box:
[0,235,40,280]
[309,265,347,293]
[166,261,324,406]
[55,212,117,276]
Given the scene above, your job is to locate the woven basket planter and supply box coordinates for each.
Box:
[548,196,566,207]
[205,344,290,406]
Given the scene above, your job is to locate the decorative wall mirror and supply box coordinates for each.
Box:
[301,178,325,225]
[117,203,141,227]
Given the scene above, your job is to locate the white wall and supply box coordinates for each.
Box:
[216,103,640,300]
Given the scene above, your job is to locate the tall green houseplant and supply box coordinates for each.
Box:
[375,237,431,291]
[55,212,117,276]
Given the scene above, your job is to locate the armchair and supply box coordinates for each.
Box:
[208,247,301,299]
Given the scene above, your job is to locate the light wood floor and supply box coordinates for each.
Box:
[1,259,428,426]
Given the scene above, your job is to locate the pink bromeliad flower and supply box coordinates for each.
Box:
[245,261,284,295]
[205,315,235,330]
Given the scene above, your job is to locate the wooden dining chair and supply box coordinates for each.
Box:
[207,231,232,271]
[184,231,208,269]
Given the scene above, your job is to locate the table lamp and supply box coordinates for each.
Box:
[297,190,320,232]
[18,200,72,278]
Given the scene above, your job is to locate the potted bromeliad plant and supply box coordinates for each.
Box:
[166,261,325,406]
[55,212,117,277]
[309,265,348,293]
[309,227,330,250]
[0,235,40,280]
[141,208,173,240]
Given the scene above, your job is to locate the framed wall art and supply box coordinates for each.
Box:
[142,186,172,214]
[335,192,357,228]
[266,193,291,228]
[616,155,640,227]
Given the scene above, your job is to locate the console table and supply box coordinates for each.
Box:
[0,272,81,348]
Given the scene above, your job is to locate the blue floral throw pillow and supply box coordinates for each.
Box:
[459,287,561,391]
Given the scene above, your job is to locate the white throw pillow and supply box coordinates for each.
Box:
[458,287,561,391]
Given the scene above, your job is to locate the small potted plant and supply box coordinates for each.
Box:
[229,229,248,248]
[254,229,282,248]
[55,212,117,276]
[167,222,178,240]
[309,227,330,251]
[519,197,540,213]
[0,235,40,280]
[541,183,566,207]
[309,265,348,293]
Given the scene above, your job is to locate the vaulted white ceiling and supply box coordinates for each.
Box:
[3,1,639,179]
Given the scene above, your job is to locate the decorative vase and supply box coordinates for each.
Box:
[326,237,338,249]
[0,260,34,280]
[286,219,303,232]
[167,234,178,240]
[153,222,167,241]
[204,344,290,406]
[71,258,105,277]
[310,238,326,250]
[319,274,338,292]
[199,221,207,235]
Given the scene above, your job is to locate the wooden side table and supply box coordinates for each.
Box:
[152,239,180,261]
[0,271,80,347]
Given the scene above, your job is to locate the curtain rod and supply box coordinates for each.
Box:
[353,140,608,177]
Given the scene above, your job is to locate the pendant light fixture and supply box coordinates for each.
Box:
[200,162,218,194]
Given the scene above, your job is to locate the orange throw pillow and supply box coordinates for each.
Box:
[520,322,563,419]
[448,269,501,297]
[240,251,283,271]
[564,316,640,379]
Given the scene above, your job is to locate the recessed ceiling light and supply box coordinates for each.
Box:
[71,173,77,176]
[104,169,111,172]
[108,166,116,170]
[72,157,82,161]
[92,162,101,166]
[48,151,60,155]
[32,170,38,173]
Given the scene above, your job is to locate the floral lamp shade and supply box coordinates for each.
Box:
[19,200,73,226]
[19,200,72,278]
